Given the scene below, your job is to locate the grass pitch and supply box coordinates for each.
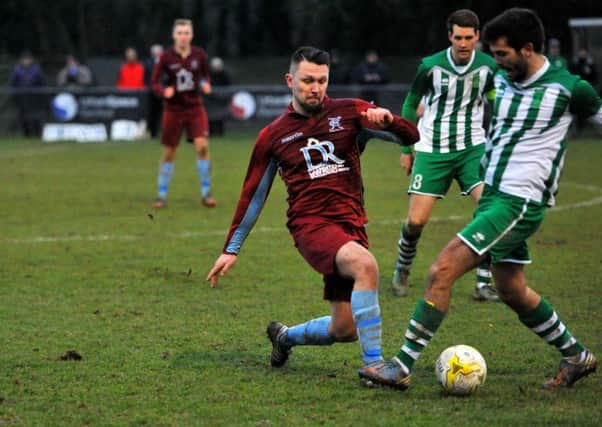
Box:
[1,135,601,426]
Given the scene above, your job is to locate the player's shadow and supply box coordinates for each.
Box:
[170,350,342,377]
[170,350,265,370]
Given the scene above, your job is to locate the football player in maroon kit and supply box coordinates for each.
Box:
[151,19,216,209]
[206,46,419,378]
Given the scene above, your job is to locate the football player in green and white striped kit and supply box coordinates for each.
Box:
[392,9,499,301]
[361,8,599,391]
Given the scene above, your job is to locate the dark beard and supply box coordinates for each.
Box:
[299,99,324,115]
[509,58,528,82]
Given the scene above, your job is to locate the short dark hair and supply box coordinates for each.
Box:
[447,9,480,33]
[482,8,545,53]
[290,46,330,73]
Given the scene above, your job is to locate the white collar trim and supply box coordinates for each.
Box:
[446,47,475,74]
[516,58,550,88]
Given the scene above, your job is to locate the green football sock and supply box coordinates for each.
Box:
[395,299,446,373]
[519,298,585,358]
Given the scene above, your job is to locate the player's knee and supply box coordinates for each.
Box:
[352,253,379,283]
[338,245,378,284]
[163,148,176,162]
[427,257,454,290]
[196,145,208,157]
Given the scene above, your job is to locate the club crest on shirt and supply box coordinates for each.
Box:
[328,116,344,133]
[191,59,198,70]
[300,137,349,179]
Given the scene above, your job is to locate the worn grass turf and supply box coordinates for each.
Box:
[1,136,601,426]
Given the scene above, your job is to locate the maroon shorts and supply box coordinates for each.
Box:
[291,219,369,302]
[161,105,209,146]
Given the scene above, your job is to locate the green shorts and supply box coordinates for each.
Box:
[457,185,546,264]
[408,144,485,198]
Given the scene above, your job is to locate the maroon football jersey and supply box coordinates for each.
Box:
[222,97,419,254]
[151,46,210,111]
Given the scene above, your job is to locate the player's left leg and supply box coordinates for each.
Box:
[188,105,216,207]
[493,262,597,389]
[193,136,217,207]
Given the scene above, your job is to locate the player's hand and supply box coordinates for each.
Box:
[200,81,212,95]
[206,253,237,288]
[400,152,414,176]
[361,107,393,129]
[164,87,175,98]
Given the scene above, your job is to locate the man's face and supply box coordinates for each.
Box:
[173,24,193,49]
[286,60,329,114]
[489,37,529,82]
[449,25,479,64]
[125,48,137,62]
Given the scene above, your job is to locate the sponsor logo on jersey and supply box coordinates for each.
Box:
[169,64,181,70]
[300,138,349,179]
[281,132,303,143]
[472,232,485,243]
[328,116,344,132]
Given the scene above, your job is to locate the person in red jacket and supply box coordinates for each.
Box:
[117,47,145,89]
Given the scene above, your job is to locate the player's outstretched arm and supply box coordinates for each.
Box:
[207,128,276,287]
[206,254,237,288]
[357,102,420,147]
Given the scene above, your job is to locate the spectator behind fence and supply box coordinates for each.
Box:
[570,47,599,91]
[329,49,350,84]
[209,57,231,86]
[351,50,390,85]
[208,57,231,136]
[145,44,164,138]
[547,38,568,69]
[117,47,145,89]
[569,47,599,134]
[9,51,46,137]
[57,55,93,87]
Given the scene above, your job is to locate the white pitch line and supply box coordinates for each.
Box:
[3,183,602,245]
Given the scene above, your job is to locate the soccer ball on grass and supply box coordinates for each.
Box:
[435,344,487,396]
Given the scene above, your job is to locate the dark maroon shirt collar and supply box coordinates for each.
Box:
[286,95,331,117]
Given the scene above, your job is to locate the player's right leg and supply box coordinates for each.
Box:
[268,223,374,368]
[267,298,356,367]
[393,151,452,297]
[153,110,182,208]
[392,194,437,296]
[361,237,484,389]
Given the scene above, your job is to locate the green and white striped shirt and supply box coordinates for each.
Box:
[484,59,602,206]
[402,48,497,153]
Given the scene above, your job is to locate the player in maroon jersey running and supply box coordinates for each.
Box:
[151,19,216,209]
[206,46,419,377]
